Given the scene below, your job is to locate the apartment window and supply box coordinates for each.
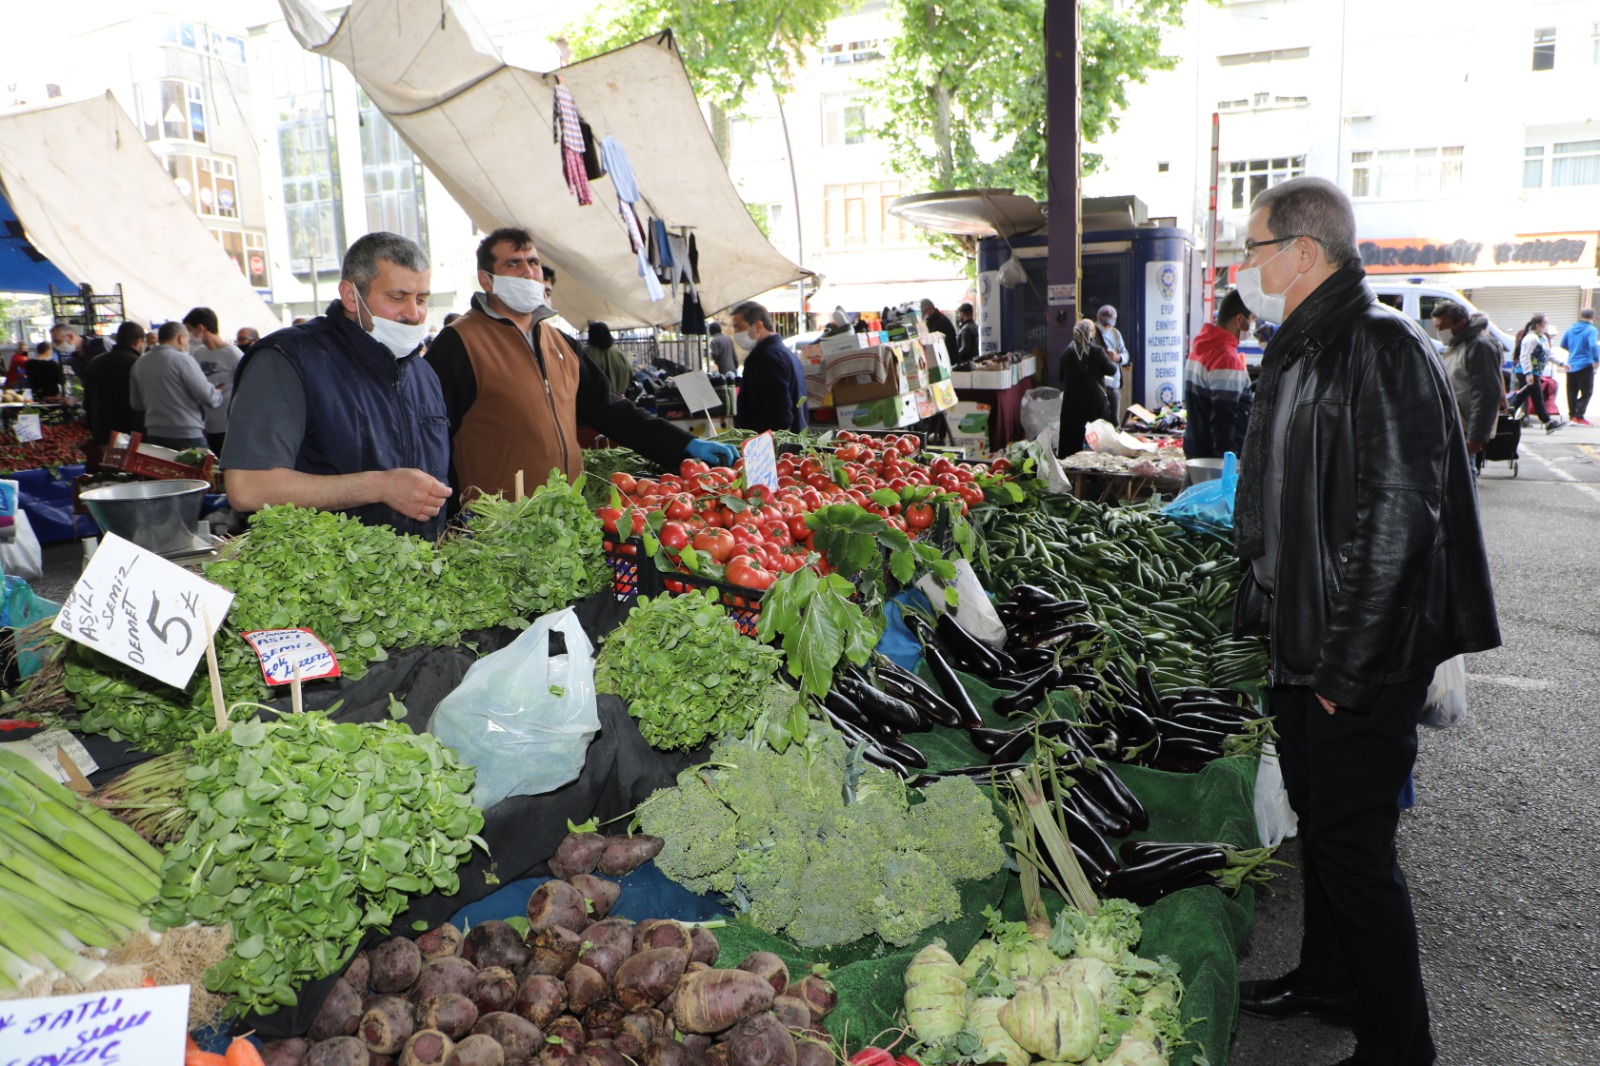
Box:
[823,181,910,248]
[244,231,269,289]
[166,154,237,219]
[1348,146,1463,199]
[1217,98,1249,111]
[358,91,427,250]
[822,94,870,148]
[1157,161,1170,173]
[1533,27,1556,71]
[138,79,207,144]
[1226,156,1305,211]
[821,38,883,65]
[158,18,246,63]
[1552,139,1600,186]
[1524,145,1546,188]
[1217,46,1310,65]
[279,117,342,274]
[210,228,246,277]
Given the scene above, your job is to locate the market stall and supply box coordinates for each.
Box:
[0,432,1271,1066]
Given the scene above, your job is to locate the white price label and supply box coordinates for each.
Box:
[14,412,42,442]
[0,729,99,785]
[241,627,341,686]
[0,985,191,1065]
[672,369,722,414]
[51,533,234,689]
[742,432,779,492]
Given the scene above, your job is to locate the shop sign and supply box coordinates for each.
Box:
[1142,261,1185,409]
[978,270,1002,356]
[1359,232,1597,274]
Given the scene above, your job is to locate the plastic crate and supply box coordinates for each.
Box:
[601,532,766,635]
[601,533,655,602]
[99,432,217,485]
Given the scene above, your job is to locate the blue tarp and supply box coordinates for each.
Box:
[0,179,75,294]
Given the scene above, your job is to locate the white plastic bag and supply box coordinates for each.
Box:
[0,510,44,582]
[1253,739,1298,846]
[429,607,600,808]
[1420,654,1467,729]
[916,558,1008,651]
[997,254,1027,287]
[1083,419,1157,457]
[1020,387,1063,455]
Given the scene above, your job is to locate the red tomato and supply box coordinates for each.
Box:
[990,458,1013,474]
[799,488,825,511]
[659,521,691,551]
[634,478,659,494]
[729,525,765,548]
[935,473,962,492]
[959,484,985,506]
[664,494,695,521]
[657,475,684,493]
[905,502,935,530]
[680,458,710,478]
[727,555,776,591]
[609,472,637,495]
[894,436,918,456]
[930,456,956,478]
[760,519,793,547]
[597,507,623,534]
[692,528,735,563]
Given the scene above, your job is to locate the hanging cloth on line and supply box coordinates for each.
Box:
[552,84,592,206]
[600,134,648,252]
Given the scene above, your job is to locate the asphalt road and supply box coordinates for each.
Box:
[1228,424,1600,1066]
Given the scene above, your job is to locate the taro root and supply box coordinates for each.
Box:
[736,953,789,998]
[770,997,812,1031]
[400,1028,455,1066]
[615,948,689,1012]
[309,978,363,1041]
[549,832,608,879]
[463,921,530,972]
[565,962,609,1014]
[688,927,720,967]
[632,920,693,955]
[468,967,520,1016]
[673,969,777,1034]
[446,1033,507,1066]
[344,953,373,994]
[412,957,480,1003]
[582,917,637,956]
[513,974,568,1028]
[568,874,622,920]
[370,937,424,995]
[578,942,628,984]
[415,993,479,1039]
[725,1013,797,1066]
[470,1012,544,1063]
[259,1038,310,1066]
[528,880,590,933]
[788,977,836,1021]
[306,1037,371,1066]
[598,834,664,876]
[415,923,465,961]
[523,925,584,978]
[361,994,417,1055]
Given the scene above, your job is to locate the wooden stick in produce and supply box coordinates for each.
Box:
[203,608,227,732]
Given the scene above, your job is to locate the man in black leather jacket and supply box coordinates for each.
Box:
[1231,178,1500,1066]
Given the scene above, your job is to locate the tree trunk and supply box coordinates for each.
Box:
[932,80,955,189]
[709,102,731,165]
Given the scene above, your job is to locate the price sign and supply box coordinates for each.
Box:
[672,369,721,414]
[52,533,234,689]
[14,412,42,443]
[241,627,341,686]
[0,729,99,785]
[742,431,778,491]
[0,985,191,1065]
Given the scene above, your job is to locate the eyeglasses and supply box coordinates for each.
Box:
[1242,234,1306,255]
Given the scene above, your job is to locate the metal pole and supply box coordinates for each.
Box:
[1205,111,1220,324]
[1045,0,1082,367]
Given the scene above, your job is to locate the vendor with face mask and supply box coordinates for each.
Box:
[223,231,454,537]
[728,300,808,434]
[424,227,735,508]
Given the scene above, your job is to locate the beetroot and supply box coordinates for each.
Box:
[725,1013,797,1066]
[736,953,789,997]
[400,1028,455,1066]
[306,1037,370,1066]
[613,1032,645,1061]
[585,1045,629,1066]
[513,974,568,1027]
[688,927,720,967]
[564,962,609,1014]
[468,967,520,1016]
[567,874,622,920]
[411,957,480,1003]
[259,1038,309,1066]
[673,969,777,1034]
[469,1012,544,1062]
[362,994,417,1055]
[705,1044,730,1066]
[523,924,583,978]
[582,917,637,955]
[446,1033,507,1066]
[584,999,627,1039]
[578,941,628,983]
[371,938,424,995]
[770,997,811,1031]
[598,834,664,876]
[309,979,363,1041]
[463,921,530,972]
[794,1041,833,1066]
[788,976,836,1021]
[344,952,372,994]
[633,919,693,955]
[542,1014,586,1059]
[528,880,590,932]
[647,1037,695,1066]
[621,1012,659,1047]
[615,948,689,1012]
[415,923,465,961]
[415,993,479,1039]
[549,832,608,879]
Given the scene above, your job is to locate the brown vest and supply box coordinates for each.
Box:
[447,309,584,503]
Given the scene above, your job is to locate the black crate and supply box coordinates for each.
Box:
[601,533,765,635]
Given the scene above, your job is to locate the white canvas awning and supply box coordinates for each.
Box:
[279,0,810,330]
[0,93,278,333]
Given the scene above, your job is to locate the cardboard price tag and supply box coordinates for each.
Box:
[742,431,779,492]
[672,369,721,414]
[241,628,341,686]
[13,412,42,443]
[0,985,191,1065]
[0,729,99,786]
[51,533,234,689]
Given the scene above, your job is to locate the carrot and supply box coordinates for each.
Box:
[224,1037,266,1066]
[185,1051,227,1066]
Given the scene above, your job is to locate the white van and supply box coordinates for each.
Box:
[1368,279,1515,358]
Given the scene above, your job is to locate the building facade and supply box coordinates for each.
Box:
[1083,0,1600,334]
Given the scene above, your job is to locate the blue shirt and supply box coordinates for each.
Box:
[1560,320,1598,372]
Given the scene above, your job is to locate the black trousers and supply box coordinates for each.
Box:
[1567,365,1594,420]
[1509,373,1550,422]
[1270,681,1436,1066]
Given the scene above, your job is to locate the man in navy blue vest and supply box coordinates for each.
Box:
[222,232,453,538]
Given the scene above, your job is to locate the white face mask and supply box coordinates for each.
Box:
[1234,244,1301,324]
[490,273,548,315]
[732,328,758,352]
[1436,328,1454,347]
[355,290,428,359]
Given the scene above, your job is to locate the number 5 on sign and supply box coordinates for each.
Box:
[52,533,235,689]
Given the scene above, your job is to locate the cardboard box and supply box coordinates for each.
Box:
[947,401,992,457]
[835,392,920,430]
[1015,355,1038,381]
[929,379,959,411]
[819,330,869,357]
[829,345,906,405]
[965,365,1017,390]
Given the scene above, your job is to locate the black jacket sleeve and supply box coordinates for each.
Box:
[571,339,694,468]
[422,327,477,439]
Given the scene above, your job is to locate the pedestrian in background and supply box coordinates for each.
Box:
[1096,304,1129,423]
[5,343,29,388]
[585,321,632,398]
[1057,318,1116,457]
[1509,313,1563,433]
[1559,308,1597,426]
[25,340,65,401]
[1232,176,1499,1066]
[183,306,243,455]
[1431,301,1504,457]
[707,321,737,375]
[82,321,146,446]
[131,320,223,450]
[1182,289,1255,460]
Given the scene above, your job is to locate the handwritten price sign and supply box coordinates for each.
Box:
[742,431,778,491]
[241,628,341,686]
[52,533,234,689]
[0,985,191,1066]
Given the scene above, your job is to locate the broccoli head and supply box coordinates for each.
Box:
[906,775,1008,882]
[873,848,963,946]
[637,768,742,896]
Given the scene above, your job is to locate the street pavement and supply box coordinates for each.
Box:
[1228,422,1600,1065]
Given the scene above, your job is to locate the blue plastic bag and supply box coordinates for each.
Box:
[876,592,929,672]
[1162,452,1239,534]
[2,576,61,678]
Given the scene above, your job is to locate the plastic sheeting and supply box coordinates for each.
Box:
[0,93,277,333]
[278,0,810,329]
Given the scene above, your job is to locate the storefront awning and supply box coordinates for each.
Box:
[278,0,810,330]
[0,93,277,331]
[808,279,974,315]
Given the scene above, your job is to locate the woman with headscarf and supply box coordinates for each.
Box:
[820,307,852,338]
[585,321,633,397]
[1057,318,1118,457]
